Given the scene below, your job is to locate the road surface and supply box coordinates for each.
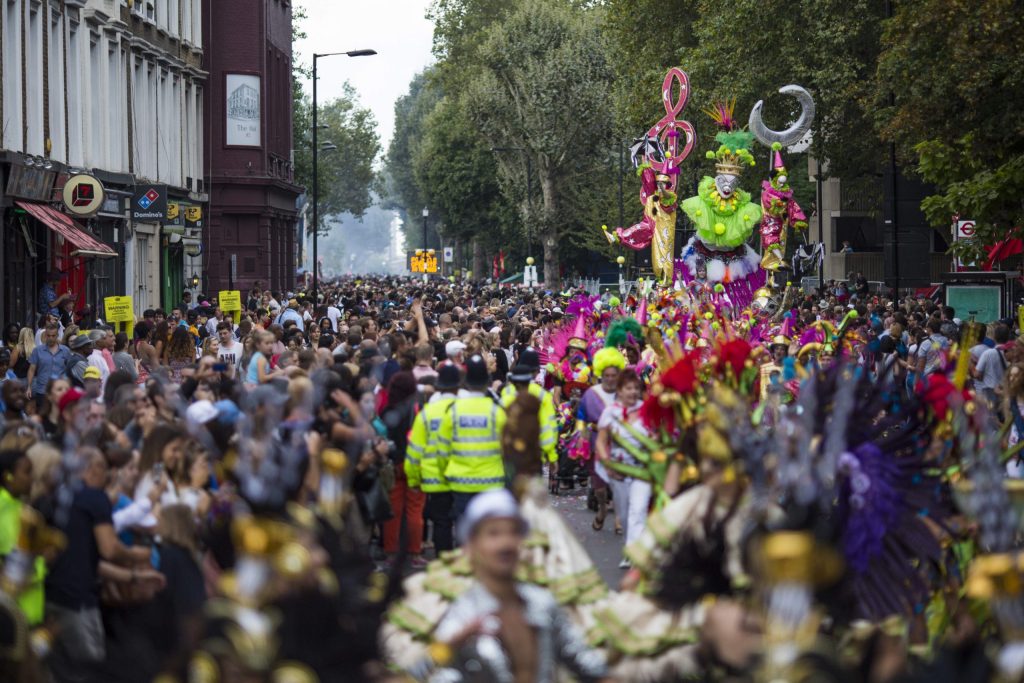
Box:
[547,485,627,589]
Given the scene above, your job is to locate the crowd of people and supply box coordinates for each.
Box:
[0,272,1022,682]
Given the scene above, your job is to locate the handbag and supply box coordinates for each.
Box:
[358,462,394,523]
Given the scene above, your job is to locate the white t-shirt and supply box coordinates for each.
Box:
[326,306,342,332]
[87,349,111,388]
[218,340,244,369]
[976,346,1007,391]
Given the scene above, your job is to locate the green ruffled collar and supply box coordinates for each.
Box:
[697,176,750,217]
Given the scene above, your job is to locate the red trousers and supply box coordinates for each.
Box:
[382,470,426,555]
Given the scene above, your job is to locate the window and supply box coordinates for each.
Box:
[88,33,103,168]
[156,0,167,31]
[181,0,191,44]
[191,0,200,50]
[3,1,24,152]
[108,41,124,171]
[67,19,83,166]
[170,74,181,186]
[168,0,179,38]
[25,2,43,155]
[834,216,883,253]
[47,7,66,163]
[194,84,203,184]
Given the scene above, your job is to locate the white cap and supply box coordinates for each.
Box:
[445,340,467,358]
[456,489,528,543]
[186,399,218,426]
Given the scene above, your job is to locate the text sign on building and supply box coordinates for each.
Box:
[6,162,57,201]
[132,184,168,222]
[61,174,105,217]
[225,74,261,147]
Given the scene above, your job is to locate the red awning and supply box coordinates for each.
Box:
[15,201,115,258]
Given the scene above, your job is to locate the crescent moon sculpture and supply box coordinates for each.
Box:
[748,85,815,148]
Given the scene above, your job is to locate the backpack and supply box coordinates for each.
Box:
[65,355,88,387]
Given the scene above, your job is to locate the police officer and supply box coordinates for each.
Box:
[405,362,461,553]
[438,355,506,520]
[500,348,558,466]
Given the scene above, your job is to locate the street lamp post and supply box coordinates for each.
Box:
[422,207,429,252]
[311,48,376,305]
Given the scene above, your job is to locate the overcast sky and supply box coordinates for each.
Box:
[293,0,436,151]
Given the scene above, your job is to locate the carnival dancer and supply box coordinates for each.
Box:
[576,347,626,533]
[677,100,765,307]
[595,370,652,567]
[382,394,609,676]
[603,137,680,282]
[759,144,807,276]
[540,308,595,492]
[589,392,763,682]
[405,488,612,683]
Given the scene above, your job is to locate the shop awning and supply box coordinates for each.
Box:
[15,201,116,258]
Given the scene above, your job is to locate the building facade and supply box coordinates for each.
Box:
[0,0,206,324]
[202,0,300,296]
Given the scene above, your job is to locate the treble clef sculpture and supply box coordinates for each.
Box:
[646,68,696,193]
[604,68,695,282]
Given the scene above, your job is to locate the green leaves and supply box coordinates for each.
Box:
[877,0,1024,255]
[293,85,381,233]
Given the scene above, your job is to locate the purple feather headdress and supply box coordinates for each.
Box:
[565,293,599,319]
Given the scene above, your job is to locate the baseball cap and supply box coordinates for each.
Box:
[445,340,467,358]
[82,366,102,380]
[186,399,218,426]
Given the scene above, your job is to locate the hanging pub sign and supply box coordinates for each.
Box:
[6,160,58,201]
[184,205,204,229]
[165,201,184,227]
[61,174,106,217]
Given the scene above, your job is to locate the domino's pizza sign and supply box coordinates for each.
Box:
[131,184,168,221]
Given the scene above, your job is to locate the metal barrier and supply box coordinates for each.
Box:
[568,277,638,297]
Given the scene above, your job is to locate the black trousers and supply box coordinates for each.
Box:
[425,492,454,553]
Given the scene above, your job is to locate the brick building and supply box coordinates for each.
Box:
[201,0,300,296]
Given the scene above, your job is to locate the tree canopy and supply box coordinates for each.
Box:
[291,6,381,235]
[385,0,1024,280]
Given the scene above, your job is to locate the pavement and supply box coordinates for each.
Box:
[546,484,627,589]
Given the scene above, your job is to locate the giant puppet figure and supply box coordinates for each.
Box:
[749,85,815,277]
[604,68,696,282]
[675,100,765,307]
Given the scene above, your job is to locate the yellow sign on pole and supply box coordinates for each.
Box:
[410,249,438,274]
[219,290,242,322]
[104,296,135,337]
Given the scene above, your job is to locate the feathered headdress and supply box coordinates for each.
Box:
[703,99,756,176]
[605,317,644,350]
